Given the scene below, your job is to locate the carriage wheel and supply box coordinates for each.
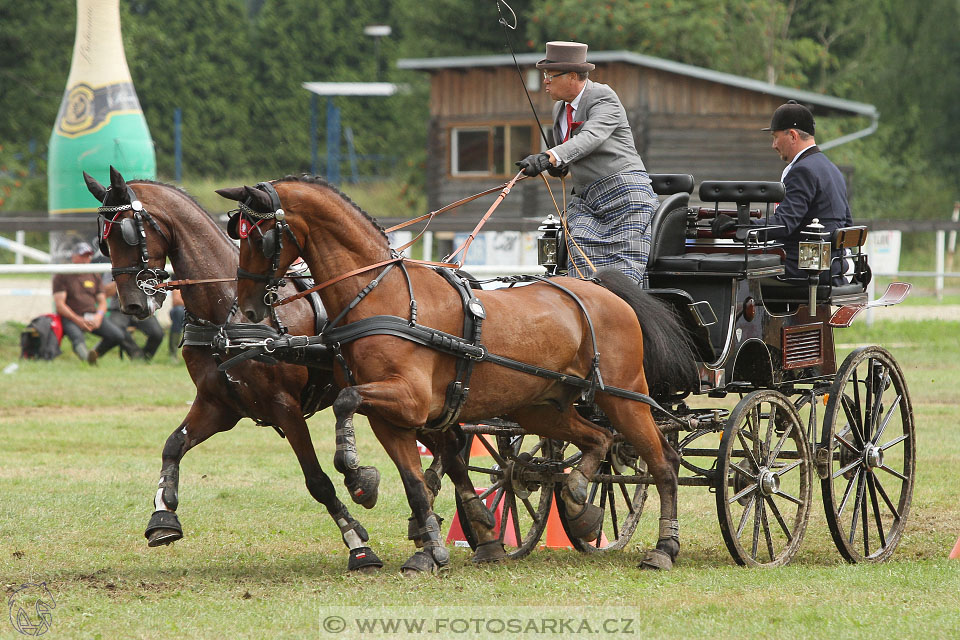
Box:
[820,346,915,563]
[554,438,649,553]
[716,390,812,567]
[454,431,555,560]
[794,388,827,450]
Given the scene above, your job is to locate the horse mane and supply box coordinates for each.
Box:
[274,174,390,245]
[129,179,238,252]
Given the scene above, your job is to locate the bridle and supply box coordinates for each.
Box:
[227,181,304,306]
[96,185,172,300]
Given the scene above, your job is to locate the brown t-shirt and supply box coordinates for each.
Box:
[52,273,102,315]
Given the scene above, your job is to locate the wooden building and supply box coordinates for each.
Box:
[397,50,877,223]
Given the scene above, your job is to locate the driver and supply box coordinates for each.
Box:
[713,100,854,282]
[516,41,658,286]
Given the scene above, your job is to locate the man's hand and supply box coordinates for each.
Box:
[89,311,104,330]
[516,153,552,177]
[711,213,736,236]
[547,164,569,178]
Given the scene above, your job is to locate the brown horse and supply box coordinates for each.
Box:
[219,175,696,573]
[82,167,383,572]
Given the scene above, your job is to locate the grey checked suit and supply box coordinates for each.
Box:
[550,80,657,284]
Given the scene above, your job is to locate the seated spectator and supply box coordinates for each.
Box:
[52,242,139,365]
[92,271,160,360]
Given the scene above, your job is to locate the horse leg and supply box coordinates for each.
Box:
[598,396,681,570]
[332,387,381,509]
[403,431,447,549]
[145,398,240,547]
[420,429,506,563]
[275,404,382,574]
[510,405,614,543]
[367,419,451,576]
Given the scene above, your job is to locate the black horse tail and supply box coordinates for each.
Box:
[592,268,700,398]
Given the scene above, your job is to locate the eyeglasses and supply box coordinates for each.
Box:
[542,71,569,81]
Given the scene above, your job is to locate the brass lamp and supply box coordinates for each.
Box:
[537,214,562,273]
[798,218,831,309]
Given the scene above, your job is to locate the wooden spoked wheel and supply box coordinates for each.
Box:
[716,390,812,567]
[820,346,915,563]
[554,438,649,553]
[455,431,556,560]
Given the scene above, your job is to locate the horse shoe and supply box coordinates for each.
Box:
[638,548,674,571]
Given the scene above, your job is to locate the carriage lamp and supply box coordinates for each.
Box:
[537,214,562,271]
[799,218,831,308]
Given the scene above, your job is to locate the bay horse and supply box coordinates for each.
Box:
[82,167,383,572]
[219,175,697,573]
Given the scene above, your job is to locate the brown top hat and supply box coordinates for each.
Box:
[536,41,596,73]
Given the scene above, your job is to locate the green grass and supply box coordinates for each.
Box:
[1,320,959,638]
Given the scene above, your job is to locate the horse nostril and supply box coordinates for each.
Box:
[244,309,260,322]
[123,303,143,317]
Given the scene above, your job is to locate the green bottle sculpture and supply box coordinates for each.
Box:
[48,0,156,256]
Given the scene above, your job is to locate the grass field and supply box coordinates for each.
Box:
[1,319,959,639]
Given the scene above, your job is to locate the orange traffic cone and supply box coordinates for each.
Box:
[445,488,518,548]
[541,495,573,549]
[540,494,609,549]
[468,433,494,457]
[950,535,960,560]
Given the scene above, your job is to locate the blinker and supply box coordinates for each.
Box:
[261,227,279,258]
[99,215,139,256]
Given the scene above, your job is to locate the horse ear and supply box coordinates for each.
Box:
[109,165,127,190]
[215,186,246,202]
[243,185,274,212]
[83,172,107,202]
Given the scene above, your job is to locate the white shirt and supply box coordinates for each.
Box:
[781,141,817,181]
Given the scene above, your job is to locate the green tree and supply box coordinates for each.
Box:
[123,0,254,178]
[0,0,73,144]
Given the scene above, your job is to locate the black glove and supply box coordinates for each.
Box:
[547,163,569,178]
[516,152,552,177]
[710,213,736,236]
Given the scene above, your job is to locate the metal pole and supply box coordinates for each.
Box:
[310,94,318,176]
[326,98,341,185]
[423,231,433,262]
[936,230,945,301]
[174,107,182,183]
[15,230,25,264]
[345,127,359,183]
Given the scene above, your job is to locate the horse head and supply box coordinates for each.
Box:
[219,176,392,324]
[216,182,307,323]
[83,166,172,319]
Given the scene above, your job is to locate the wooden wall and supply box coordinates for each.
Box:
[423,62,798,218]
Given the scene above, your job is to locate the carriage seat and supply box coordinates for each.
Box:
[648,204,783,276]
[651,180,787,275]
[649,173,695,197]
[759,225,871,306]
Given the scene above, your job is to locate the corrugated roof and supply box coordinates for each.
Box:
[397,51,876,118]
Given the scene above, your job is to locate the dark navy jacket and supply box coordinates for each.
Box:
[756,146,853,279]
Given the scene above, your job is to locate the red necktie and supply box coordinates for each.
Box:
[564,103,574,142]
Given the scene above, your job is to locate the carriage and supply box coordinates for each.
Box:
[450,174,914,567]
[92,165,913,573]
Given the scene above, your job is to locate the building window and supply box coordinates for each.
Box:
[450,125,534,176]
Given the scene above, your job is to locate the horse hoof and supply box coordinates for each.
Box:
[638,548,674,571]
[471,540,506,564]
[348,466,380,509]
[566,503,603,542]
[347,547,383,574]
[145,510,183,547]
[400,551,440,576]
